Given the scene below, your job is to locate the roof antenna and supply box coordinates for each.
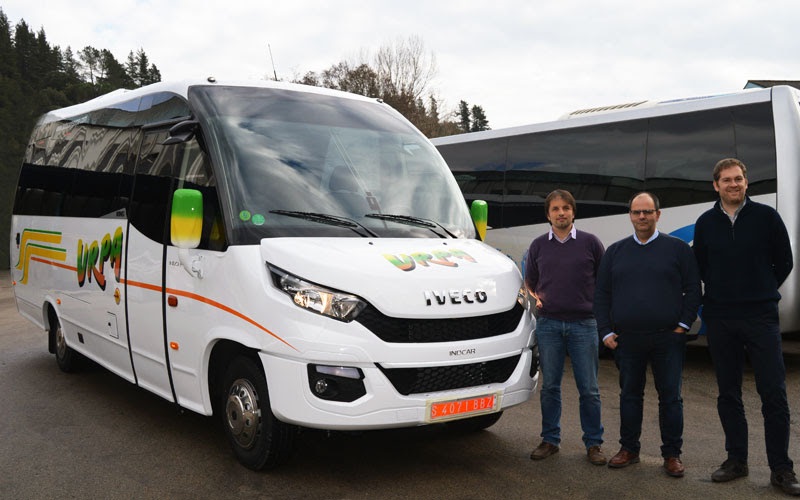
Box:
[268,44,278,81]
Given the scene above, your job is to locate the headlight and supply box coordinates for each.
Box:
[268,264,367,322]
[517,286,530,309]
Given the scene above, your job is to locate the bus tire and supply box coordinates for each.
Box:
[220,356,296,470]
[49,311,80,373]
[444,411,503,433]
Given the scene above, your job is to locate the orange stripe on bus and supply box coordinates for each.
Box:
[122,278,297,351]
[31,256,78,272]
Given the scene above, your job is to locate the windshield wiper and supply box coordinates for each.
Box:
[364,213,456,238]
[269,210,379,238]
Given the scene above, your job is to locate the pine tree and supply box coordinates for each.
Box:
[458,100,471,133]
[470,105,489,132]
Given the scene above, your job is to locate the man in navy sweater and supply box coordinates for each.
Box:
[525,190,607,466]
[693,158,800,496]
[594,192,701,478]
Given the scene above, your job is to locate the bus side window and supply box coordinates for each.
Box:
[129,129,176,244]
[13,163,69,216]
[175,139,227,251]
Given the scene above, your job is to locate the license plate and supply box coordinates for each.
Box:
[426,393,500,423]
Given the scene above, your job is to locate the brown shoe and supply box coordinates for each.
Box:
[608,448,640,468]
[664,457,685,477]
[530,441,559,460]
[587,446,607,466]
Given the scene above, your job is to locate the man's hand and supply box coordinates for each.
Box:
[603,333,618,350]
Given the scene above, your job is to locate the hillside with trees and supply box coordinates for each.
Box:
[0,9,160,269]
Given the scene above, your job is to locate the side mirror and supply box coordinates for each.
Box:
[470,200,488,241]
[171,189,203,249]
[163,120,199,145]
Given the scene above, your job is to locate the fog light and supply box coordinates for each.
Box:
[314,379,329,394]
[307,364,367,402]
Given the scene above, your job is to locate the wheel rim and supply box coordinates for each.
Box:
[225,378,261,449]
[55,325,67,359]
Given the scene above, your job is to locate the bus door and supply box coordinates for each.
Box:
[125,127,177,402]
[162,137,226,411]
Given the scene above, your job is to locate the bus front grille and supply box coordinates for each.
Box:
[376,354,521,396]
[355,303,524,343]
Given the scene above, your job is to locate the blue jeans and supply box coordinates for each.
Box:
[705,312,793,471]
[614,330,686,458]
[536,317,603,448]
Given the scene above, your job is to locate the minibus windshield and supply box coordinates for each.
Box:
[190,85,475,242]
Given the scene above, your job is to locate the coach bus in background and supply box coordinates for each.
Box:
[10,79,538,470]
[432,85,800,334]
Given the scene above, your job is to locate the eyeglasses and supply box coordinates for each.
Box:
[630,209,657,216]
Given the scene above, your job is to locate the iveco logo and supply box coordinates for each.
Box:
[424,289,488,306]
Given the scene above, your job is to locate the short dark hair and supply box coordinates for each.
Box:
[628,191,660,210]
[713,158,748,181]
[544,189,577,217]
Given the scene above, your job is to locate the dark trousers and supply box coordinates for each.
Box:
[614,331,687,457]
[705,313,793,471]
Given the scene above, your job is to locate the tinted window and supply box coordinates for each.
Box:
[436,101,777,229]
[505,122,646,226]
[13,163,69,216]
[436,138,506,229]
[645,109,734,207]
[730,103,777,194]
[175,140,227,251]
[129,130,175,243]
[190,86,475,242]
[646,103,776,208]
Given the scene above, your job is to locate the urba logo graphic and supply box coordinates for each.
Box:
[383,249,477,272]
[77,227,124,290]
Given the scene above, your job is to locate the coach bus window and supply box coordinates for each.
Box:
[730,102,777,195]
[505,122,646,227]
[645,108,734,208]
[437,138,506,230]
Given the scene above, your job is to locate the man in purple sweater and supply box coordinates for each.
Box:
[525,189,607,466]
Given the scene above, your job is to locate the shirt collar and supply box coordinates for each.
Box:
[718,197,747,220]
[633,229,660,245]
[549,225,577,242]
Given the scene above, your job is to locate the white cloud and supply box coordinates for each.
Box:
[3,0,800,129]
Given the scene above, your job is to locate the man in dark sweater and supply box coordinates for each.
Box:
[594,192,701,478]
[525,190,607,466]
[693,158,800,496]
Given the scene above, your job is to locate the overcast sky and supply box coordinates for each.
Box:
[3,0,800,130]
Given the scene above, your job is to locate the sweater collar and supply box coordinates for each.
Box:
[715,196,750,220]
[548,225,577,242]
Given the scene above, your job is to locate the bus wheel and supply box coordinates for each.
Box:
[220,356,296,470]
[50,312,80,373]
[444,411,503,433]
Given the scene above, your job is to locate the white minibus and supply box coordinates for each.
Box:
[10,79,538,469]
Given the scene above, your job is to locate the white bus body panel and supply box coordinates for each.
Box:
[11,215,135,382]
[12,218,536,424]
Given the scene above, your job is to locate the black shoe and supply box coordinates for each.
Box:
[711,458,748,482]
[771,469,800,496]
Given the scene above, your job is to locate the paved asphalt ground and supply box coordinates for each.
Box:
[2,269,800,499]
